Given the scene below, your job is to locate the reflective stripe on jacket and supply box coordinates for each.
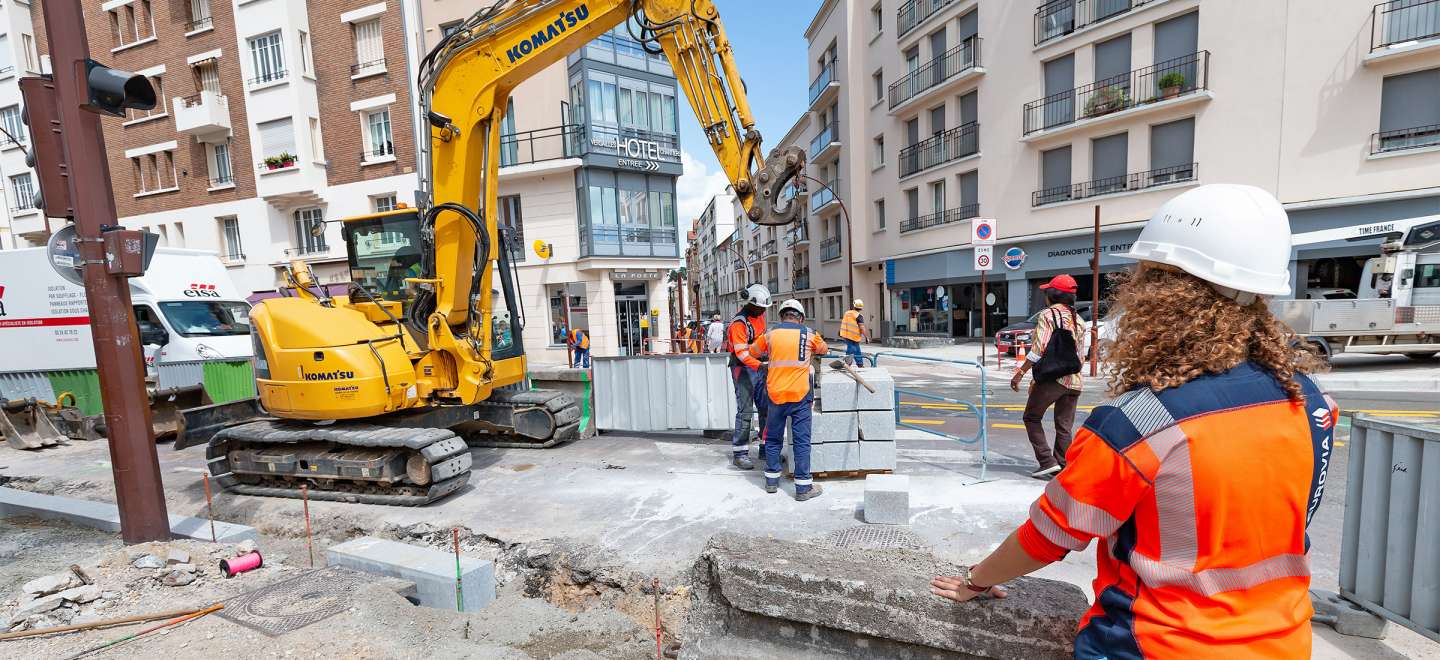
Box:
[1016,362,1336,659]
[725,313,766,369]
[840,309,863,341]
[750,322,829,404]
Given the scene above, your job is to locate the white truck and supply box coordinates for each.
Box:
[0,248,254,418]
[1272,217,1440,361]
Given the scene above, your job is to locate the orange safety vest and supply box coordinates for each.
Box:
[724,312,766,368]
[570,329,589,350]
[750,322,829,404]
[1017,362,1336,658]
[840,309,863,341]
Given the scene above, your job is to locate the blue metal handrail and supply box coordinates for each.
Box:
[866,351,990,480]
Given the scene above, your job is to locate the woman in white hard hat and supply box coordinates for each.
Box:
[932,185,1333,659]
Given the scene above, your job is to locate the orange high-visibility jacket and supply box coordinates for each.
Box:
[570,329,589,350]
[750,322,829,404]
[726,313,766,370]
[840,309,864,341]
[1017,362,1337,659]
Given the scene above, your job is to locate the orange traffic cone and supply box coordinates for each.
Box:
[1016,344,1028,369]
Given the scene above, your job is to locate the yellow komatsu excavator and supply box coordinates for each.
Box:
[175,0,806,505]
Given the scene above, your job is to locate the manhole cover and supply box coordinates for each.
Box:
[219,567,371,636]
[817,525,931,551]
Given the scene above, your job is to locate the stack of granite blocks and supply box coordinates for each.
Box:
[782,367,897,474]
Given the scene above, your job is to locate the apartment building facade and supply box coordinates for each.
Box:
[764,0,1440,342]
[25,0,422,296]
[417,8,685,360]
[689,185,737,318]
[0,1,48,249]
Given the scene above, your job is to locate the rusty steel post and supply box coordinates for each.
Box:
[38,0,168,542]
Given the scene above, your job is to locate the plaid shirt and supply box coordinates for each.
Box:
[1025,304,1088,391]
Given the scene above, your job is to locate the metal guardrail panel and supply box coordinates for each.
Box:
[1340,415,1440,643]
[592,354,736,432]
[157,361,207,390]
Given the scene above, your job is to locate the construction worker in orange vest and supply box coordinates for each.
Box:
[676,322,690,353]
[930,184,1335,659]
[750,298,829,501]
[725,284,771,469]
[839,299,869,361]
[568,327,590,368]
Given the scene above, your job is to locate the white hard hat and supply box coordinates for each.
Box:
[1118,184,1292,300]
[779,299,805,318]
[852,299,864,309]
[745,284,773,308]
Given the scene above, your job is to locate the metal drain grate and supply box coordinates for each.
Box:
[817,525,931,551]
[219,567,371,636]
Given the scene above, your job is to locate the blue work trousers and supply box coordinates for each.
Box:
[571,348,590,368]
[731,366,768,453]
[844,339,863,361]
[764,393,813,491]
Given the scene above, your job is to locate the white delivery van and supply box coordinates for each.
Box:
[0,248,254,412]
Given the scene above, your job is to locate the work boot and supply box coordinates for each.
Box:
[765,477,779,494]
[794,484,824,502]
[731,453,754,470]
[1030,465,1061,479]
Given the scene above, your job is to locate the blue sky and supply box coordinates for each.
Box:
[674,2,819,222]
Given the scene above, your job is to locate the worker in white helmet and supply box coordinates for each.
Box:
[749,298,829,500]
[723,284,773,469]
[839,299,870,361]
[932,185,1333,659]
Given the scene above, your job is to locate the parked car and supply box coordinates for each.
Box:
[995,301,1111,356]
[1302,287,1356,300]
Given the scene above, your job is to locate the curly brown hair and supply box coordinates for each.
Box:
[1103,263,1324,400]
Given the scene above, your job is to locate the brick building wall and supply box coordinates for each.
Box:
[30,0,256,220]
[307,0,417,187]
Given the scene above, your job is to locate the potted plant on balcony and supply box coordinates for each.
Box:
[1158,71,1186,99]
[1084,86,1129,118]
[264,152,296,170]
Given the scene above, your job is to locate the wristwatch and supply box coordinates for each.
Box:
[963,566,992,593]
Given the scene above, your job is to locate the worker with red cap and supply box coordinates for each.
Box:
[1011,274,1087,478]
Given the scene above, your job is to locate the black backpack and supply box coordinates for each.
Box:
[1032,307,1082,383]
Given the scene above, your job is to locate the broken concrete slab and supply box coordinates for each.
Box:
[22,572,80,597]
[132,554,165,570]
[820,368,896,412]
[864,474,909,525]
[1312,590,1390,639]
[55,584,102,604]
[327,536,496,613]
[0,487,257,543]
[687,532,1086,659]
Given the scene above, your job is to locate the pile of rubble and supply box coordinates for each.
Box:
[3,539,273,633]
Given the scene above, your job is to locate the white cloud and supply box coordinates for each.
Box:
[675,150,731,226]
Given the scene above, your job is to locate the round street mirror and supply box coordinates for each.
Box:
[985,292,997,307]
[46,225,85,287]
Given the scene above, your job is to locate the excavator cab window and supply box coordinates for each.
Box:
[345,211,425,306]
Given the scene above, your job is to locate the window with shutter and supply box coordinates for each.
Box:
[0,106,23,147]
[353,19,384,77]
[257,117,296,163]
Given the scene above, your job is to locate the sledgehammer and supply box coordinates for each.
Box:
[829,357,876,394]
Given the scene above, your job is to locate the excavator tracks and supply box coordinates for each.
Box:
[462,389,584,448]
[205,422,473,506]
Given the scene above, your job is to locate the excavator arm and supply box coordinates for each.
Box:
[414,0,805,403]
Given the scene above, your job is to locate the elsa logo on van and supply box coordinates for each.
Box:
[185,283,221,298]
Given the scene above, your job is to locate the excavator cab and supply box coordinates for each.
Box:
[344,209,427,306]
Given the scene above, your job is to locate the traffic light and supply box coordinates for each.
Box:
[17,76,72,218]
[80,59,155,117]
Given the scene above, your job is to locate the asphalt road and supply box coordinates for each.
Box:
[881,358,1440,594]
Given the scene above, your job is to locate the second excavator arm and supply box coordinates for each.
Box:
[410,0,806,404]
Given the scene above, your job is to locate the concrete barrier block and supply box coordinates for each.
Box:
[863,474,909,524]
[0,487,256,543]
[857,410,896,441]
[782,440,860,475]
[819,368,895,412]
[328,536,495,612]
[858,440,896,471]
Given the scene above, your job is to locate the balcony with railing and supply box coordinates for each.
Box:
[351,58,387,78]
[810,179,841,214]
[762,239,778,262]
[185,16,214,34]
[1034,0,1158,46]
[283,244,333,259]
[1372,123,1440,155]
[809,122,841,162]
[819,235,843,262]
[786,223,810,247]
[792,270,811,291]
[899,122,979,178]
[898,0,957,38]
[767,277,779,293]
[900,204,980,233]
[583,226,679,258]
[174,91,231,142]
[501,124,580,169]
[1032,162,1198,206]
[808,61,839,108]
[1370,0,1440,60]
[1022,51,1210,139]
[889,37,982,111]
